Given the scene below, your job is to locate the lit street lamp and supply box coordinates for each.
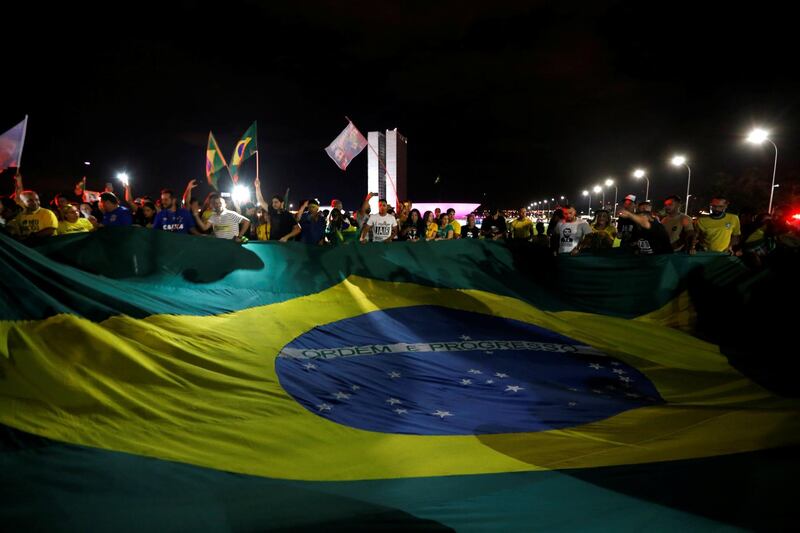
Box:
[605,178,618,214]
[745,128,779,213]
[582,190,591,216]
[592,185,603,210]
[633,168,649,202]
[670,156,691,214]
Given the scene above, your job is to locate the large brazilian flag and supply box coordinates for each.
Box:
[1,228,799,531]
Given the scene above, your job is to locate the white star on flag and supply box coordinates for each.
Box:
[619,376,633,383]
[612,368,627,374]
[460,379,473,385]
[303,363,317,370]
[394,408,408,414]
[484,351,494,355]
[611,362,621,366]
[568,402,577,407]
[332,392,351,400]
[588,363,603,370]
[317,403,332,412]
[505,385,524,393]
[468,369,482,374]
[495,372,509,378]
[351,385,361,391]
[386,398,402,405]
[485,379,495,384]
[625,392,641,398]
[591,389,604,394]
[568,387,579,392]
[460,335,472,341]
[388,371,401,379]
[432,410,453,419]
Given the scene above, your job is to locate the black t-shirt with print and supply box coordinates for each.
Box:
[461,225,481,239]
[631,219,673,255]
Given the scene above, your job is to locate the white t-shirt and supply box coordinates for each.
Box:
[556,220,592,254]
[208,209,247,240]
[366,213,397,242]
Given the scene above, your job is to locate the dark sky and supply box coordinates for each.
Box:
[3,0,799,210]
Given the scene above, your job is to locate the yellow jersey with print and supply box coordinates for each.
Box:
[449,220,461,236]
[58,218,94,235]
[509,218,533,239]
[8,208,59,238]
[425,222,438,240]
[697,213,741,252]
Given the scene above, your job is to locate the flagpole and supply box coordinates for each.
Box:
[255,149,260,184]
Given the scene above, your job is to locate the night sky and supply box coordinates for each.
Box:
[3,0,799,211]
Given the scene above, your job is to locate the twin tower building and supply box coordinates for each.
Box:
[367,129,407,212]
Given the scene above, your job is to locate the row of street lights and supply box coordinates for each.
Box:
[577,127,779,216]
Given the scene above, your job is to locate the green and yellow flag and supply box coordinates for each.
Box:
[205,131,228,188]
[229,121,257,183]
[1,230,799,530]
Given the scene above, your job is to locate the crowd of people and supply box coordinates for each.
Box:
[1,174,798,265]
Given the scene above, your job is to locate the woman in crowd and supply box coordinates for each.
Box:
[436,212,455,240]
[401,209,425,241]
[255,206,270,241]
[423,211,438,241]
[58,204,95,234]
[139,201,157,228]
[578,209,616,251]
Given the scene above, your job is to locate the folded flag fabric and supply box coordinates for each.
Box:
[1,230,798,531]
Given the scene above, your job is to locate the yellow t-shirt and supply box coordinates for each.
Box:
[425,222,438,240]
[450,220,461,236]
[509,218,533,239]
[8,207,59,238]
[697,213,741,252]
[257,223,269,241]
[58,218,94,235]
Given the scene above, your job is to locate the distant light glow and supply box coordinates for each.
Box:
[633,169,646,178]
[604,178,614,187]
[582,190,589,196]
[592,185,602,194]
[233,185,251,204]
[746,128,769,144]
[84,161,91,166]
[671,155,686,166]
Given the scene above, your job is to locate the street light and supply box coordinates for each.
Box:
[633,168,649,202]
[582,190,591,216]
[605,178,618,214]
[592,185,603,210]
[116,172,129,187]
[745,128,779,213]
[670,156,691,214]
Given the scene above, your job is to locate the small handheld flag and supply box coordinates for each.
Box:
[229,121,257,184]
[205,132,229,188]
[0,116,28,171]
[325,120,367,171]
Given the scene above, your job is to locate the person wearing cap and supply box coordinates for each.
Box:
[296,198,326,245]
[619,201,673,255]
[616,194,637,247]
